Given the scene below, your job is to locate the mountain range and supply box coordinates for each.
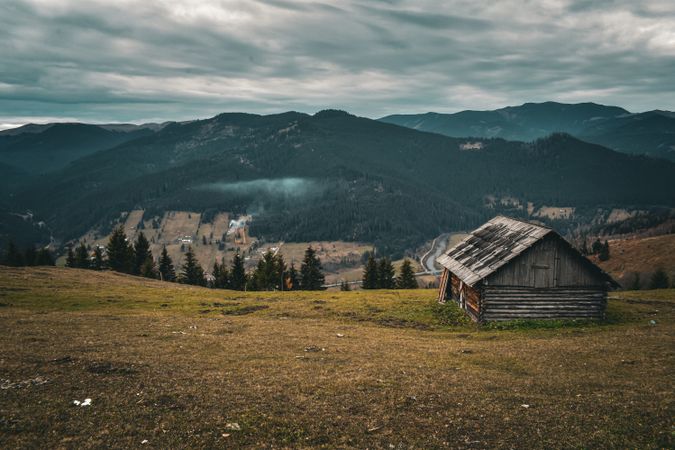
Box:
[2,102,675,256]
[379,102,675,160]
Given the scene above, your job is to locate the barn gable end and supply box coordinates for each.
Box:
[486,233,611,288]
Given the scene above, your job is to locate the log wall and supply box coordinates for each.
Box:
[481,286,606,321]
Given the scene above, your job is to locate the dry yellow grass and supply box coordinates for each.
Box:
[0,267,673,449]
[594,233,675,282]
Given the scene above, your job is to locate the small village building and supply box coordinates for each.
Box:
[436,216,617,322]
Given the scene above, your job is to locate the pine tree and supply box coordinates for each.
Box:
[74,242,90,269]
[92,247,104,270]
[158,246,176,282]
[649,268,669,289]
[107,226,133,273]
[133,232,151,275]
[211,259,222,288]
[598,240,610,261]
[212,257,230,289]
[377,257,395,289]
[286,262,299,290]
[362,254,378,289]
[65,246,76,268]
[275,254,287,291]
[300,246,325,290]
[140,257,158,279]
[253,250,282,291]
[230,252,247,290]
[34,248,55,266]
[396,258,418,289]
[179,247,205,286]
[591,238,603,255]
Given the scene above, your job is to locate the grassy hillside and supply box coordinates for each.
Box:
[594,233,675,286]
[0,267,673,448]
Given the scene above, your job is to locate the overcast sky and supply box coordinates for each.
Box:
[1,0,674,128]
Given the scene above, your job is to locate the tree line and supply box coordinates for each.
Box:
[361,254,418,289]
[627,268,674,290]
[0,241,55,267]
[60,226,327,291]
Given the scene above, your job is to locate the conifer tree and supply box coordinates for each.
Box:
[212,257,230,289]
[597,240,610,261]
[230,252,247,290]
[5,241,24,267]
[362,254,378,289]
[246,271,259,291]
[253,250,282,291]
[133,232,151,275]
[107,226,133,273]
[275,253,287,291]
[65,246,76,268]
[286,262,299,290]
[649,268,669,289]
[396,258,418,289]
[158,246,176,282]
[211,259,222,288]
[300,246,325,290]
[377,257,396,289]
[140,257,158,279]
[591,238,603,255]
[179,247,205,286]
[74,242,90,269]
[35,248,55,266]
[92,247,104,270]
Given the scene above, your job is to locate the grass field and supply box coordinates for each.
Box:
[0,267,673,448]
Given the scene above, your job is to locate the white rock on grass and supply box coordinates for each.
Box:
[225,422,241,431]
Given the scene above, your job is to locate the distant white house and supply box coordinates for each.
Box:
[178,235,193,244]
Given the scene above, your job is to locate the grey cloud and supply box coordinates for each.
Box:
[0,0,674,126]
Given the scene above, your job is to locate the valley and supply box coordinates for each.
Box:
[2,102,675,289]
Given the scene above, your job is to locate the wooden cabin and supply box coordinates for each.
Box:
[436,216,617,322]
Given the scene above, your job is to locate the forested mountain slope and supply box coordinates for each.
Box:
[379,102,675,160]
[8,110,675,255]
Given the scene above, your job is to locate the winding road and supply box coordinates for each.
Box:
[419,233,451,274]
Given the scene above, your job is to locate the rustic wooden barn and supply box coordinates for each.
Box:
[436,216,618,322]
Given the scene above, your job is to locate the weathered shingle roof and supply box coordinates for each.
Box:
[436,216,552,286]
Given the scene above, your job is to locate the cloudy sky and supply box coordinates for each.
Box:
[1,0,674,128]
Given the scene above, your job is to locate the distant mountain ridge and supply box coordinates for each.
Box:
[379,101,675,160]
[5,109,674,256]
[0,122,172,174]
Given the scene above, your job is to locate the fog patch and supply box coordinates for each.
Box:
[199,178,323,199]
